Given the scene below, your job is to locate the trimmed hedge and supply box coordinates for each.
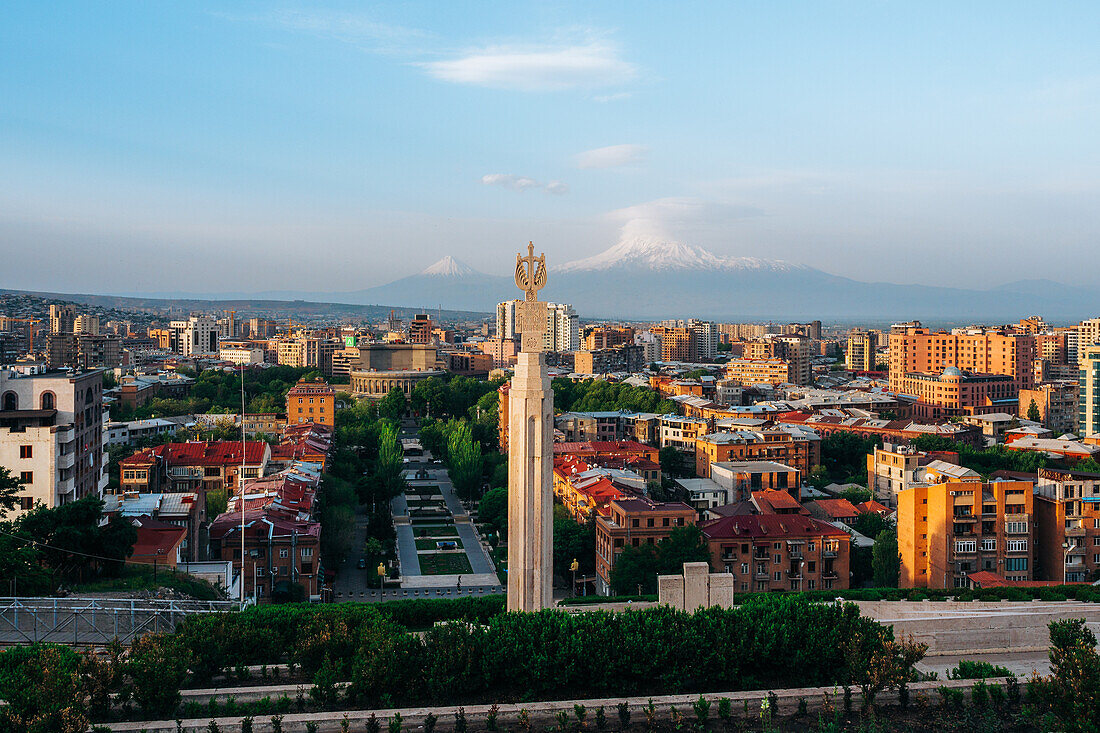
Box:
[346,595,901,706]
[175,596,507,682]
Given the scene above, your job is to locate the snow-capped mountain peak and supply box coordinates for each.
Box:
[556,236,801,273]
[420,256,476,277]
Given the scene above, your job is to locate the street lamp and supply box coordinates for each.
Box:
[1062,541,1070,585]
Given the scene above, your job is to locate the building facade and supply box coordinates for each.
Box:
[0,369,108,518]
[594,496,696,595]
[286,378,335,426]
[898,480,1034,588]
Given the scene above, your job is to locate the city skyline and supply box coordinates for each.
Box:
[3,2,1100,295]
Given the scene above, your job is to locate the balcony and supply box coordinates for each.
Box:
[57,452,75,470]
[786,569,803,579]
[788,549,803,559]
[822,571,838,580]
[952,513,977,522]
[1066,526,1087,537]
[822,549,838,558]
[755,571,770,580]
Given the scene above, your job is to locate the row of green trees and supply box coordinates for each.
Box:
[609,525,711,595]
[109,365,321,421]
[553,378,676,415]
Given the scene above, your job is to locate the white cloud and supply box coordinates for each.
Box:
[607,197,764,240]
[481,174,568,195]
[575,144,647,169]
[420,42,636,91]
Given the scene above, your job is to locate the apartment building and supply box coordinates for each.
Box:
[742,337,811,385]
[694,430,816,478]
[867,442,980,507]
[1079,345,1100,437]
[724,358,794,386]
[219,341,266,365]
[49,304,77,335]
[45,333,122,370]
[889,326,1037,392]
[650,326,696,362]
[574,345,645,375]
[709,460,801,504]
[1033,468,1100,583]
[898,480,1034,589]
[584,326,635,350]
[408,313,434,344]
[701,514,850,592]
[119,441,271,497]
[846,329,879,372]
[594,496,696,595]
[276,337,319,368]
[169,316,219,357]
[0,368,108,518]
[209,509,322,602]
[286,378,335,427]
[892,368,1017,420]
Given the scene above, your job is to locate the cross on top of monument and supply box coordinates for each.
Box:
[514,241,547,302]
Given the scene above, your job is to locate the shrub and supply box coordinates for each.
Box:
[595,706,607,730]
[617,702,630,729]
[1026,618,1100,729]
[0,643,87,733]
[971,680,989,707]
[692,696,710,727]
[948,659,1014,680]
[388,712,402,733]
[455,707,467,733]
[423,713,437,733]
[716,698,731,725]
[486,704,499,731]
[126,634,190,718]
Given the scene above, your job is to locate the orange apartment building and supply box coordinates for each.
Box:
[650,326,696,362]
[891,368,1017,420]
[595,497,696,595]
[1017,381,1079,435]
[286,378,335,427]
[724,358,794,386]
[584,326,636,350]
[694,430,817,478]
[898,480,1034,589]
[1034,468,1100,583]
[701,514,851,592]
[889,326,1037,391]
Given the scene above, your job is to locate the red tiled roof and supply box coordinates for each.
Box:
[701,513,849,541]
[813,498,860,519]
[856,500,894,516]
[121,441,269,468]
[129,516,187,558]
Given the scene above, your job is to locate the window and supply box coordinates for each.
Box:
[740,563,748,574]
[19,497,33,510]
[647,518,654,527]
[1005,521,1028,534]
[954,540,977,554]
[19,445,31,459]
[807,541,815,552]
[774,554,781,564]
[980,538,996,552]
[773,571,781,581]
[1007,539,1028,553]
[774,542,782,550]
[1004,557,1028,572]
[255,567,266,577]
[279,548,289,558]
[19,471,32,484]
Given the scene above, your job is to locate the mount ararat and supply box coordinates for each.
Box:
[320,238,1090,321]
[118,238,1092,321]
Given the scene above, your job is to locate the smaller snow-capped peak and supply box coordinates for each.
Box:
[556,236,802,273]
[420,256,476,277]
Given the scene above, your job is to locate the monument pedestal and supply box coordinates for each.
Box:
[506,350,554,612]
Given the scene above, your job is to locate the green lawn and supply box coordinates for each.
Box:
[413,525,459,538]
[71,565,224,601]
[418,553,473,575]
[416,537,464,551]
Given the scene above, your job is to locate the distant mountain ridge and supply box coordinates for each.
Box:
[92,239,1100,321]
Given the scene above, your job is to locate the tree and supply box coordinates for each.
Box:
[553,515,596,580]
[839,486,872,505]
[659,447,690,479]
[371,421,406,503]
[852,512,889,540]
[478,487,507,535]
[610,544,660,595]
[820,432,881,485]
[871,528,899,587]
[655,525,711,575]
[377,388,408,422]
[411,377,448,419]
[1027,399,1042,423]
[0,467,24,517]
[445,420,483,501]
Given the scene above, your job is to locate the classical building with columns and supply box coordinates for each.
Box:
[349,368,446,399]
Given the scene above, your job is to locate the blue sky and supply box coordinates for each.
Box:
[2,2,1099,294]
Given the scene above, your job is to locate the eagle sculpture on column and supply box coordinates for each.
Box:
[515,242,547,301]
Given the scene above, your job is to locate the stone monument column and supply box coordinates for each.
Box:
[507,243,554,612]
